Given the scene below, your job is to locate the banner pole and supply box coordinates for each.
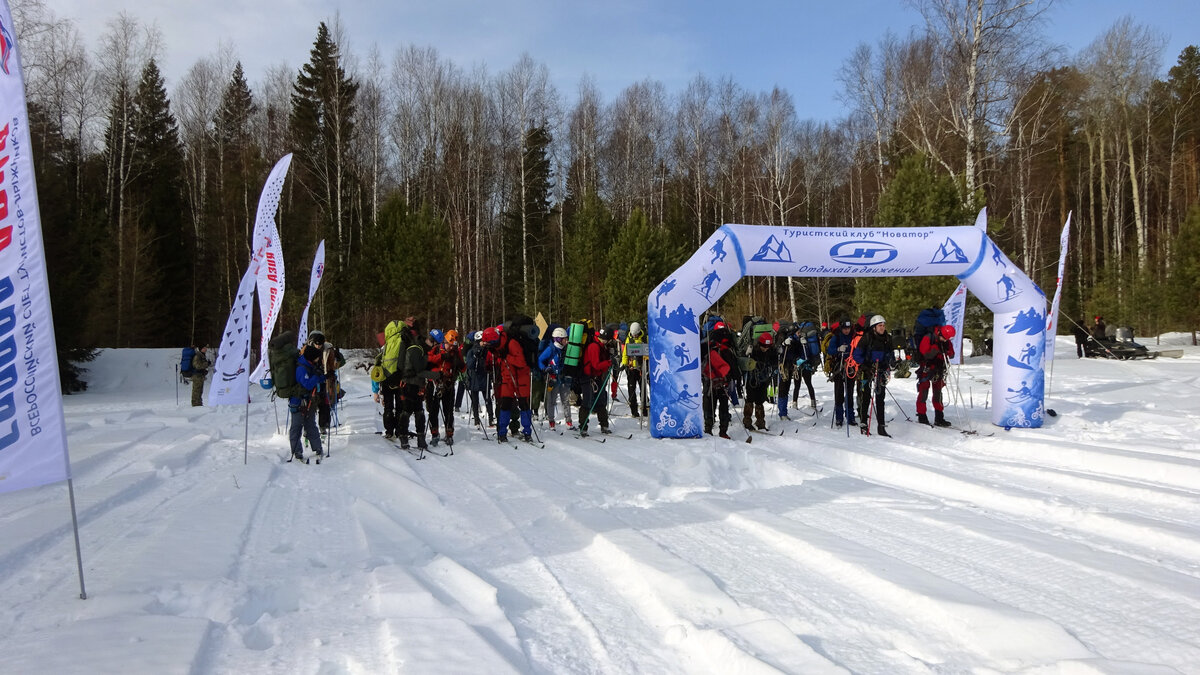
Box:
[66,478,88,600]
[244,394,250,465]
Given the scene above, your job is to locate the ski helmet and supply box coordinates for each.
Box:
[445,329,460,344]
[869,315,886,328]
[473,331,483,342]
[429,328,444,344]
[629,322,642,337]
[481,327,501,346]
[939,325,956,339]
[552,327,567,339]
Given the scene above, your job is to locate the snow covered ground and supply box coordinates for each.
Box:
[3,335,1200,674]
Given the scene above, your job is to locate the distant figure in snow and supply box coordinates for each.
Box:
[190,346,210,407]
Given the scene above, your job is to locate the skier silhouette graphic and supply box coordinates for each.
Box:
[998,274,1018,302]
[991,242,1004,266]
[696,270,721,301]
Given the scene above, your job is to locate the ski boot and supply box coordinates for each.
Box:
[876,424,891,438]
[918,413,931,426]
[934,411,952,427]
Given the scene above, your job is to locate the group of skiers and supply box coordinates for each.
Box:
[700,312,958,439]
[370,316,651,451]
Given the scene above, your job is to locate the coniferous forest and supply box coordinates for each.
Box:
[12,0,1200,389]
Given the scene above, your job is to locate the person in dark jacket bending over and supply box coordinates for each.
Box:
[852,314,896,437]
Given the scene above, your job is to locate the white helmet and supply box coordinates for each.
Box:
[869,314,886,328]
[473,331,483,341]
[552,327,567,339]
[630,322,642,337]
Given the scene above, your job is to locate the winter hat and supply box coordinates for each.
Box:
[308,330,325,345]
[629,322,642,337]
[757,332,774,346]
[939,325,957,340]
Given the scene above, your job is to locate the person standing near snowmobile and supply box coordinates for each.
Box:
[743,332,778,431]
[825,319,856,429]
[483,326,533,443]
[1092,316,1107,340]
[916,325,955,427]
[853,315,896,437]
[620,321,648,418]
[1072,318,1089,358]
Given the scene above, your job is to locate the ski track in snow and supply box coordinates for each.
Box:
[3,343,1200,674]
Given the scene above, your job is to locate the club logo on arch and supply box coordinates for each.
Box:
[829,240,898,265]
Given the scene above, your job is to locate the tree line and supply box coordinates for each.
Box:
[11,0,1200,393]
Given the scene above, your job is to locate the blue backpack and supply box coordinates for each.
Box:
[180,347,196,377]
[911,308,946,352]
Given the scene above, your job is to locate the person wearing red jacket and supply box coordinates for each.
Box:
[577,326,612,436]
[425,330,466,446]
[916,324,955,427]
[482,326,533,442]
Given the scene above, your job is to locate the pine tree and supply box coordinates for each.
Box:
[129,58,187,346]
[562,191,616,320]
[603,208,677,323]
[289,22,358,267]
[502,125,554,316]
[855,154,969,329]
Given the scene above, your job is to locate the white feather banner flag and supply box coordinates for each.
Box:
[296,241,325,348]
[247,154,291,383]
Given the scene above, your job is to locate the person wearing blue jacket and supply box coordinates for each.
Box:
[538,327,573,430]
[825,318,857,429]
[852,315,896,437]
[289,344,326,460]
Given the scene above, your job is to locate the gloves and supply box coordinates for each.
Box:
[784,337,794,346]
[837,344,848,353]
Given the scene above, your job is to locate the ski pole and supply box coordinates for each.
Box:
[886,382,911,422]
[175,364,179,406]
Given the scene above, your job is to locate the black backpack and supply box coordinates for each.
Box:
[504,315,541,373]
[267,331,307,399]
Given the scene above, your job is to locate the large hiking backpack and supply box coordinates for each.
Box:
[797,322,821,363]
[180,346,196,377]
[820,332,835,376]
[504,315,541,373]
[267,331,306,399]
[736,316,768,356]
[912,308,946,356]
[562,322,586,379]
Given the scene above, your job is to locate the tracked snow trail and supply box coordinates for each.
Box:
[5,347,1200,673]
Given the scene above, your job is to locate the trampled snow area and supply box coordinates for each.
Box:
[3,336,1200,674]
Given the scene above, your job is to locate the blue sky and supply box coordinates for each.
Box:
[48,0,1200,121]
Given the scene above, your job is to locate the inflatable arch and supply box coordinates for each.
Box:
[647,217,1046,438]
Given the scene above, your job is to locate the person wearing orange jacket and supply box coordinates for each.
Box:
[916,324,955,427]
[482,326,533,443]
[578,324,612,437]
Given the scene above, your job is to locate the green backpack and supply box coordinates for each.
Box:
[267,331,307,399]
